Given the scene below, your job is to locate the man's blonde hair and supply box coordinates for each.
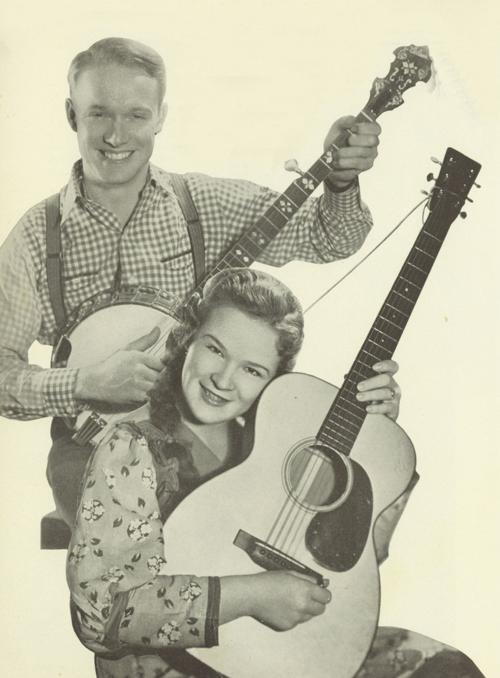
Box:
[68,37,166,103]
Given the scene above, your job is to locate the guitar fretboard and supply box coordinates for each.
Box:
[316,190,460,456]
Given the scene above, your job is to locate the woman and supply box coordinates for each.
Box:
[67,269,483,678]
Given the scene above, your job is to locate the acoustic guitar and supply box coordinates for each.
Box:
[162,148,481,677]
[52,45,432,446]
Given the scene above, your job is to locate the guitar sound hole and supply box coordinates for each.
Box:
[284,442,352,513]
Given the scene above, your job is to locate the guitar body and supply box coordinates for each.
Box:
[164,372,416,678]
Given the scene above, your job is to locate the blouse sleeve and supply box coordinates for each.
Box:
[66,423,220,655]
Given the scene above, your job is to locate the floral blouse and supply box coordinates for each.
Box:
[66,420,237,656]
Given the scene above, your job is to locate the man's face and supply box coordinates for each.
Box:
[66,63,166,190]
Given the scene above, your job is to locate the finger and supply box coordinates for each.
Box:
[346,133,380,149]
[140,353,165,372]
[358,372,395,392]
[350,121,382,136]
[330,154,377,173]
[366,401,399,420]
[125,326,161,352]
[372,359,399,376]
[310,585,332,604]
[306,600,328,617]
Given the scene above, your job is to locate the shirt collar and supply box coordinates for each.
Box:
[59,159,176,226]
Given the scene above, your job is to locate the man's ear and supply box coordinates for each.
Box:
[65,98,78,132]
[155,101,168,135]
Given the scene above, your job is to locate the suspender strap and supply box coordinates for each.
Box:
[169,173,206,286]
[45,193,67,331]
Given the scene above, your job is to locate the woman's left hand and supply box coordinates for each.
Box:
[356,359,401,421]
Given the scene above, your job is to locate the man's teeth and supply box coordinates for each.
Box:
[102,151,133,160]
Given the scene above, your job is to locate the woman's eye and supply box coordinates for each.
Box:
[245,367,263,378]
[207,344,222,356]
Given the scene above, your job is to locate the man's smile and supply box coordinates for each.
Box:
[99,150,134,161]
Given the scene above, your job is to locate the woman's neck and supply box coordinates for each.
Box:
[181,418,232,464]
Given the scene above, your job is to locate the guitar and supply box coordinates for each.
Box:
[53,44,432,446]
[162,148,481,678]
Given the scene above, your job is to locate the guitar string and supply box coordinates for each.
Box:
[79,196,430,442]
[267,197,432,557]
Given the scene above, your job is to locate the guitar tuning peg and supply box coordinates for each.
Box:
[474,181,481,188]
[460,211,467,219]
[284,159,305,176]
[466,196,474,203]
[421,190,431,196]
[426,173,435,182]
[430,156,442,165]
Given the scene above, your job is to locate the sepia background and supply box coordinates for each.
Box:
[1,0,499,675]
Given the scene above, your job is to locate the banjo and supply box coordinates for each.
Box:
[52,45,432,446]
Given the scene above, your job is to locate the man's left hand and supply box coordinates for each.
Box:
[323,115,381,191]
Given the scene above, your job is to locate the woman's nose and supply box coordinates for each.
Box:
[211,365,235,391]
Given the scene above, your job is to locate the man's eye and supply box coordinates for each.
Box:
[89,112,104,118]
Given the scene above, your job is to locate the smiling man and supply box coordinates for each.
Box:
[0,37,381,526]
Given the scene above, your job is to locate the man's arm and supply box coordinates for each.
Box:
[0,219,81,419]
[187,116,380,269]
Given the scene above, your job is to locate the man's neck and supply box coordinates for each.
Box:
[83,168,149,227]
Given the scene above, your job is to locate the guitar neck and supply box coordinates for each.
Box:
[317,149,480,454]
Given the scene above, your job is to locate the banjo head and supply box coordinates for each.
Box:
[55,286,181,369]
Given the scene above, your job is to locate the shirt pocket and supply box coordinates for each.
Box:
[159,249,193,269]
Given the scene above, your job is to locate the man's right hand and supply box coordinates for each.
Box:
[74,327,164,405]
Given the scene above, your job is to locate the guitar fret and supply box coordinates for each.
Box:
[386,301,410,319]
[317,429,351,455]
[330,402,364,432]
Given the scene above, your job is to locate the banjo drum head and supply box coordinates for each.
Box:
[65,303,180,369]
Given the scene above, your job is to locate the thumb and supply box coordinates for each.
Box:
[125,326,161,352]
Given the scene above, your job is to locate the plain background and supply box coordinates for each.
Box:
[1,1,499,676]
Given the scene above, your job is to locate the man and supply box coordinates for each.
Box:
[0,37,381,525]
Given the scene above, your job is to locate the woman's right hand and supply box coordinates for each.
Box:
[220,571,332,631]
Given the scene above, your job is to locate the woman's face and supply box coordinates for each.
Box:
[181,305,281,425]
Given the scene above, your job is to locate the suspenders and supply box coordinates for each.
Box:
[45,175,205,332]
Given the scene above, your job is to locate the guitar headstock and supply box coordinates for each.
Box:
[366,45,432,117]
[428,148,482,220]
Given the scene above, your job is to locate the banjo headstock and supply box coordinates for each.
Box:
[366,45,433,118]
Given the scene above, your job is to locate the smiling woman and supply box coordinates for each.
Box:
[65,268,483,678]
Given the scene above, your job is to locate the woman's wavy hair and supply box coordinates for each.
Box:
[149,268,304,435]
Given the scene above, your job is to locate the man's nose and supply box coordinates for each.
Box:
[103,118,129,147]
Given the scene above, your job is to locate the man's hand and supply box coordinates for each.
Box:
[74,327,164,406]
[356,359,401,421]
[323,115,381,191]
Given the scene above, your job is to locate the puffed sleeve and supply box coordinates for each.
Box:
[66,423,220,655]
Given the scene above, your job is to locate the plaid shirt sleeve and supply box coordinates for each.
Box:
[0,213,80,419]
[187,174,372,269]
[67,423,220,654]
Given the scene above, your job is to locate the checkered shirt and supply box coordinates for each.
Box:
[0,160,372,419]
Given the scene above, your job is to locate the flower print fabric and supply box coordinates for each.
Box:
[67,422,220,655]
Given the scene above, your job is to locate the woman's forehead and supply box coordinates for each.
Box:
[200,305,280,368]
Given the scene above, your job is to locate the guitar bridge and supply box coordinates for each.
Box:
[234,529,327,587]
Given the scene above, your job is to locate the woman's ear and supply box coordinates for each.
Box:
[65,98,78,132]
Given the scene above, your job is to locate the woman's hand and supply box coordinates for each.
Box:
[220,571,331,631]
[356,359,401,421]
